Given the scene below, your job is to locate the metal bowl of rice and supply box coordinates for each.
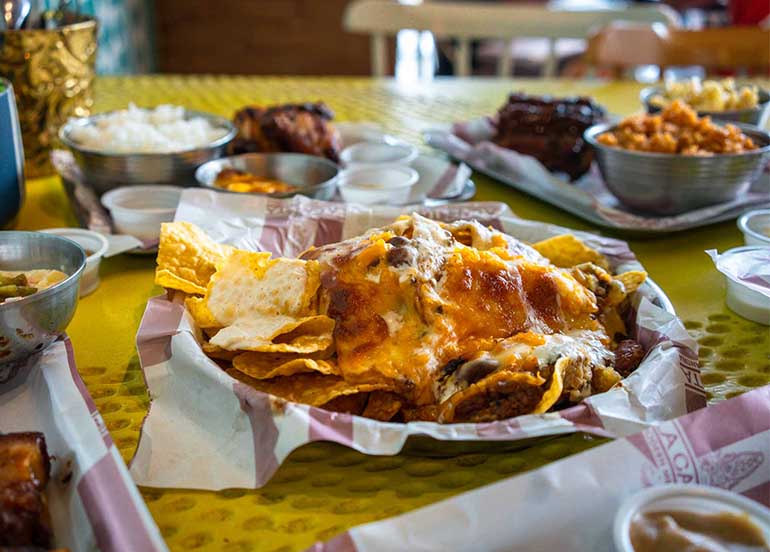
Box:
[59,104,237,195]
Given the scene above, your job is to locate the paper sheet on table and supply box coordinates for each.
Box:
[0,338,167,552]
[425,119,770,232]
[312,385,770,552]
[708,247,770,297]
[131,189,705,490]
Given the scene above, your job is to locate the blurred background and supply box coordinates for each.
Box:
[81,0,769,80]
[34,0,154,73]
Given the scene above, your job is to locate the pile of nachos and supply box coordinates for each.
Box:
[154,214,648,423]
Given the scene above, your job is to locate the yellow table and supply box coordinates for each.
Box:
[14,76,770,552]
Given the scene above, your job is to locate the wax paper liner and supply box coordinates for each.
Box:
[707,247,770,297]
[130,189,705,490]
[51,149,157,254]
[0,337,167,552]
[51,129,473,252]
[312,385,770,552]
[425,119,770,234]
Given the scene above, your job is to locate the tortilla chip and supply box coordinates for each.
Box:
[401,405,440,422]
[210,315,334,352]
[600,308,627,341]
[592,364,622,394]
[361,391,402,421]
[532,358,566,414]
[616,271,647,295]
[438,370,547,423]
[202,341,238,361]
[533,234,610,270]
[226,369,390,406]
[186,296,221,329]
[155,222,234,294]
[190,249,331,352]
[207,250,319,314]
[321,393,370,415]
[233,352,339,379]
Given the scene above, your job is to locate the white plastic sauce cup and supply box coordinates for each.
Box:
[340,142,418,168]
[337,165,419,205]
[101,185,182,242]
[614,485,770,552]
[41,228,109,297]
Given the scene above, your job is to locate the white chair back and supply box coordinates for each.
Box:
[344,0,681,77]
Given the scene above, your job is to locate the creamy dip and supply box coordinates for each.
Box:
[630,510,770,552]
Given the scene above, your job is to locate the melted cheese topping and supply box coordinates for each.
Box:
[306,215,609,405]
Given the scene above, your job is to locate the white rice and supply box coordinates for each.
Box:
[68,104,229,154]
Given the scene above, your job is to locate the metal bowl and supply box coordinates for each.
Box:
[640,86,770,127]
[195,153,339,200]
[59,109,237,196]
[584,123,770,216]
[0,232,86,381]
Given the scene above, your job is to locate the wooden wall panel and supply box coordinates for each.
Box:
[155,0,375,75]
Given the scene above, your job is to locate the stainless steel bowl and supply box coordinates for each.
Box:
[640,86,770,127]
[195,153,339,200]
[585,123,770,215]
[0,232,85,381]
[59,109,237,196]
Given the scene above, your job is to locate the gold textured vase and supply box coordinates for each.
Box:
[0,17,97,177]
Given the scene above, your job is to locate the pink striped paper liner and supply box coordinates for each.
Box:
[438,120,770,232]
[628,386,770,496]
[61,336,166,552]
[132,196,702,491]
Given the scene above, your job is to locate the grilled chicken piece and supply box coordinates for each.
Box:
[230,102,342,162]
[0,432,53,548]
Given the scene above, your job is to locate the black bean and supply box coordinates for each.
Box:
[386,246,412,267]
[440,358,466,378]
[387,236,409,246]
[456,358,499,384]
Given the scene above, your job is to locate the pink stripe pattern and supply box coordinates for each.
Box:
[559,402,607,432]
[61,336,164,551]
[632,386,770,490]
[77,452,161,552]
[476,417,522,438]
[307,532,358,552]
[64,337,113,448]
[316,386,770,551]
[308,406,355,447]
[678,386,770,457]
[743,481,770,507]
[636,326,706,413]
[233,382,281,486]
[135,295,185,367]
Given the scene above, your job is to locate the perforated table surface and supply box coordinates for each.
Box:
[15,76,770,552]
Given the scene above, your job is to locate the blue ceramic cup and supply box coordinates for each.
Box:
[0,78,25,227]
